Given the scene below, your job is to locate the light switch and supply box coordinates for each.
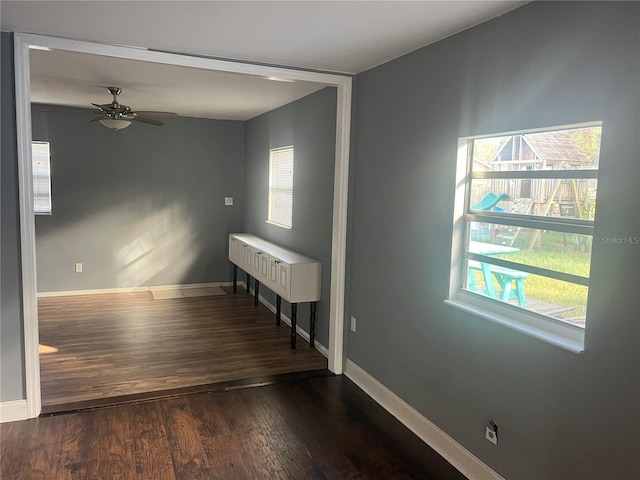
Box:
[225,197,233,206]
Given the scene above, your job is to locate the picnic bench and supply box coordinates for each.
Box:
[468,260,529,307]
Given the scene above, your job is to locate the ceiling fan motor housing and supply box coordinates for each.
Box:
[90,87,167,127]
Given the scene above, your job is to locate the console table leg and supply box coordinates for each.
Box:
[276,295,281,326]
[291,303,297,349]
[310,302,316,348]
[254,280,260,307]
[232,264,237,294]
[246,273,251,294]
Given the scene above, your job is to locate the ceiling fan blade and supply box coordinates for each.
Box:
[134,111,178,118]
[130,114,165,126]
[38,106,93,114]
[92,102,115,113]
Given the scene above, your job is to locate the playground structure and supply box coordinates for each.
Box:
[471,180,594,251]
[470,130,597,251]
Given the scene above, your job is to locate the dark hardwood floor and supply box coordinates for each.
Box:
[38,286,327,411]
[1,375,466,480]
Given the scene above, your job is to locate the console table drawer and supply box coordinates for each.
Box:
[229,234,321,303]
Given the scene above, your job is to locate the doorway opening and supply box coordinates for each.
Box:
[14,33,351,418]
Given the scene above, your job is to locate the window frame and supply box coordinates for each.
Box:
[266,145,294,229]
[32,141,52,215]
[446,122,602,353]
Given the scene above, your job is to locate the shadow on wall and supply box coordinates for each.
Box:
[115,203,197,287]
[35,195,212,291]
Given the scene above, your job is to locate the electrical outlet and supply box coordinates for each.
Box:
[75,263,83,273]
[224,197,233,206]
[350,316,357,332]
[485,421,498,445]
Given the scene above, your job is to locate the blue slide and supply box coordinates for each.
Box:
[471,192,509,211]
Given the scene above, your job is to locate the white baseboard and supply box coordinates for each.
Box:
[38,282,233,298]
[344,359,504,480]
[0,399,28,423]
[245,285,329,358]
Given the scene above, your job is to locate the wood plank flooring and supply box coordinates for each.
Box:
[38,286,327,410]
[1,376,466,480]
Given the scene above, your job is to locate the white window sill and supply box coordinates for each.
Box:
[444,296,585,354]
[265,220,292,229]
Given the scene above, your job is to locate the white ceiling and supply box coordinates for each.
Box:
[27,49,330,121]
[1,0,526,121]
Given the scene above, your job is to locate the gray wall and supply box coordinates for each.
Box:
[4,5,639,478]
[244,87,337,348]
[31,105,245,291]
[1,32,26,401]
[348,2,639,480]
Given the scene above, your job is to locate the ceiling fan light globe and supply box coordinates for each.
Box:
[99,118,132,130]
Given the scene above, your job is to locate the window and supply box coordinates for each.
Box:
[447,123,602,352]
[32,141,52,214]
[267,146,294,228]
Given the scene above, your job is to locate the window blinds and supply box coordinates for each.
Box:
[268,146,294,228]
[32,141,52,214]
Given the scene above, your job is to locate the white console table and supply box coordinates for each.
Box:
[228,234,322,349]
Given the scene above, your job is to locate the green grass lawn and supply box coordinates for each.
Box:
[497,251,589,317]
[495,249,590,276]
[484,231,591,317]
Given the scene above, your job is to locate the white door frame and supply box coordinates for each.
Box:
[13,33,351,419]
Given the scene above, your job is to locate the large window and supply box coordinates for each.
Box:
[32,141,52,214]
[267,146,294,229]
[448,123,602,352]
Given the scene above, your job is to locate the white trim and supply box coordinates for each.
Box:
[0,400,29,424]
[474,169,598,180]
[344,359,504,480]
[37,282,233,298]
[13,33,350,418]
[253,289,330,358]
[467,211,594,237]
[14,34,42,420]
[328,79,352,375]
[265,220,292,229]
[15,33,350,86]
[444,297,585,354]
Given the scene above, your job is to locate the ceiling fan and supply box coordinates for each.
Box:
[89,87,175,130]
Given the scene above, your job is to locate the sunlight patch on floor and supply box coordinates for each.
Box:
[39,344,58,354]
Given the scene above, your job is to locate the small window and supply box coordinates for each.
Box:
[32,141,52,214]
[447,123,602,352]
[267,146,294,229]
